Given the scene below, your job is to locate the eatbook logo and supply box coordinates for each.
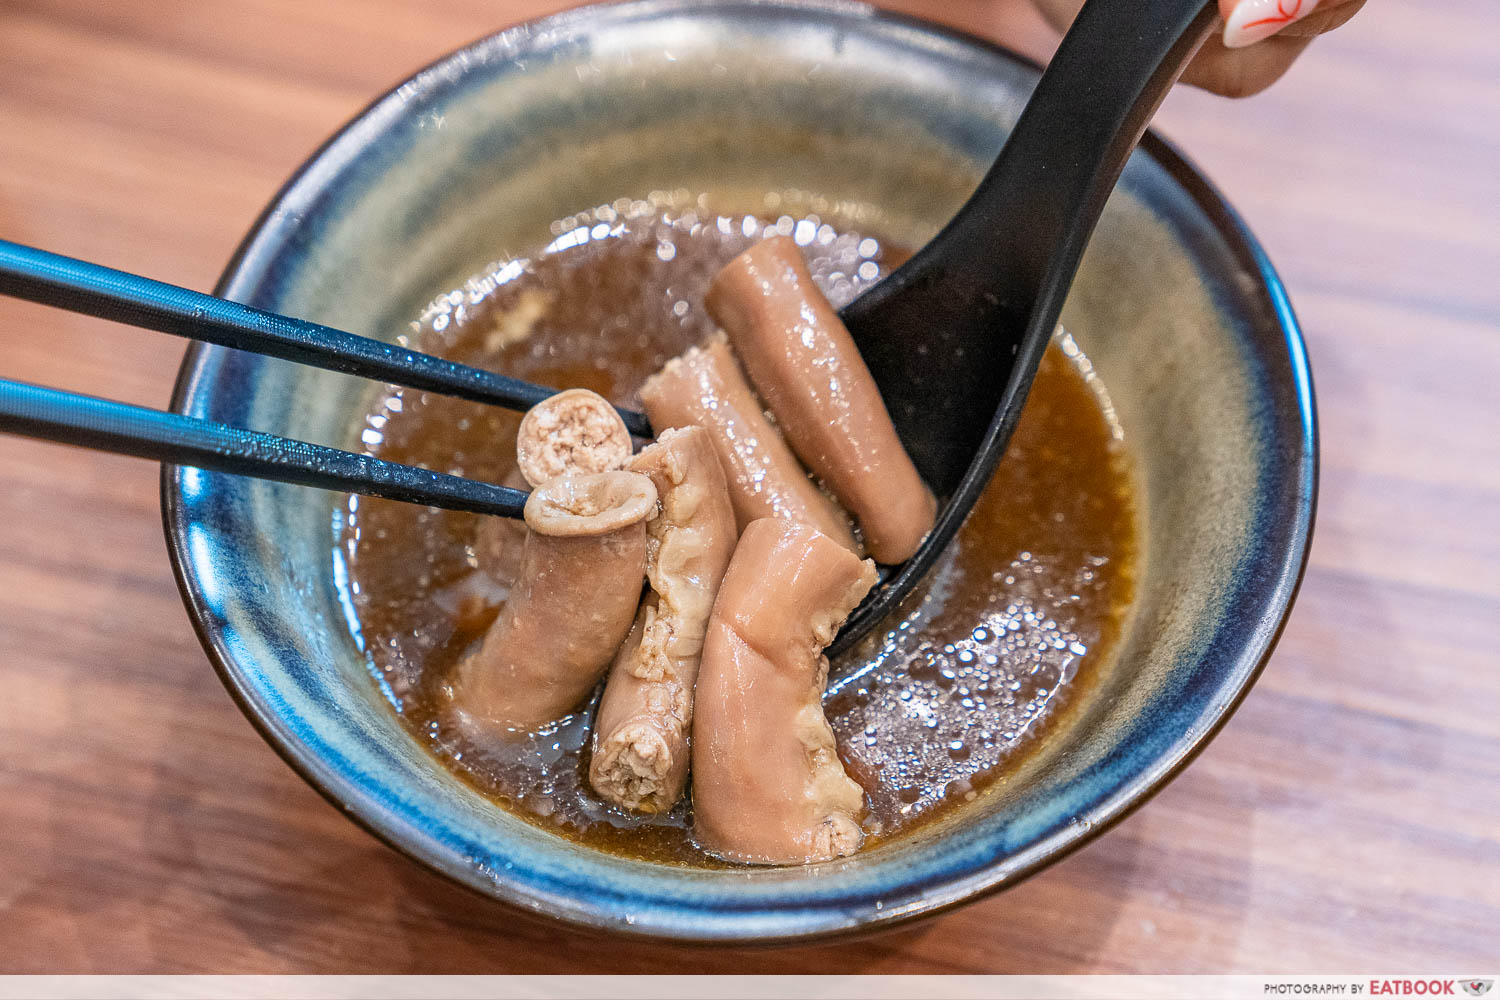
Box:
[1462,982,1494,997]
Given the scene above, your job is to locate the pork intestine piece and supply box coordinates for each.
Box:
[706,235,935,564]
[451,470,655,733]
[639,333,860,554]
[691,518,876,865]
[590,426,739,812]
[514,387,632,488]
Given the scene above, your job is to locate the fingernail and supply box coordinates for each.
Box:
[1223,0,1321,48]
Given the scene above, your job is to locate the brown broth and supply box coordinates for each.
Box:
[339,195,1137,866]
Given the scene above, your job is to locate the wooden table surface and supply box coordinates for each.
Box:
[2,0,1496,975]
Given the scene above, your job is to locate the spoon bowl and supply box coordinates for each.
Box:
[832,0,1217,653]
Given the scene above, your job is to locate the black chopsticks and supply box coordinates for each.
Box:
[0,240,650,437]
[0,377,529,517]
[0,239,651,518]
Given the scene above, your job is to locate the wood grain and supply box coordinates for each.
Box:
[1,0,1496,974]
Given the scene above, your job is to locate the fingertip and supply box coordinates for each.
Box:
[1222,0,1323,50]
[1182,32,1313,97]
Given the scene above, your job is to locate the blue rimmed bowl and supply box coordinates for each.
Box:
[163,0,1315,942]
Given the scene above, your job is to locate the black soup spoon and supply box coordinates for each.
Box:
[828,0,1218,653]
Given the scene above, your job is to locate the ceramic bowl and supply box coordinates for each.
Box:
[163,0,1316,942]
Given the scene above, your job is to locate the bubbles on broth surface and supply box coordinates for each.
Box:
[829,549,1105,828]
[339,193,1137,864]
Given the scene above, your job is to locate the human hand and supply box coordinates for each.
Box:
[1029,0,1367,97]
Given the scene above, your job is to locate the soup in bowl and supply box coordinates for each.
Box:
[164,0,1315,941]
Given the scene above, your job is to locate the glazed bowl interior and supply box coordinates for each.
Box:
[165,0,1314,941]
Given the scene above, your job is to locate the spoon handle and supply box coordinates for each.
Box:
[941,0,1221,331]
[830,0,1219,655]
